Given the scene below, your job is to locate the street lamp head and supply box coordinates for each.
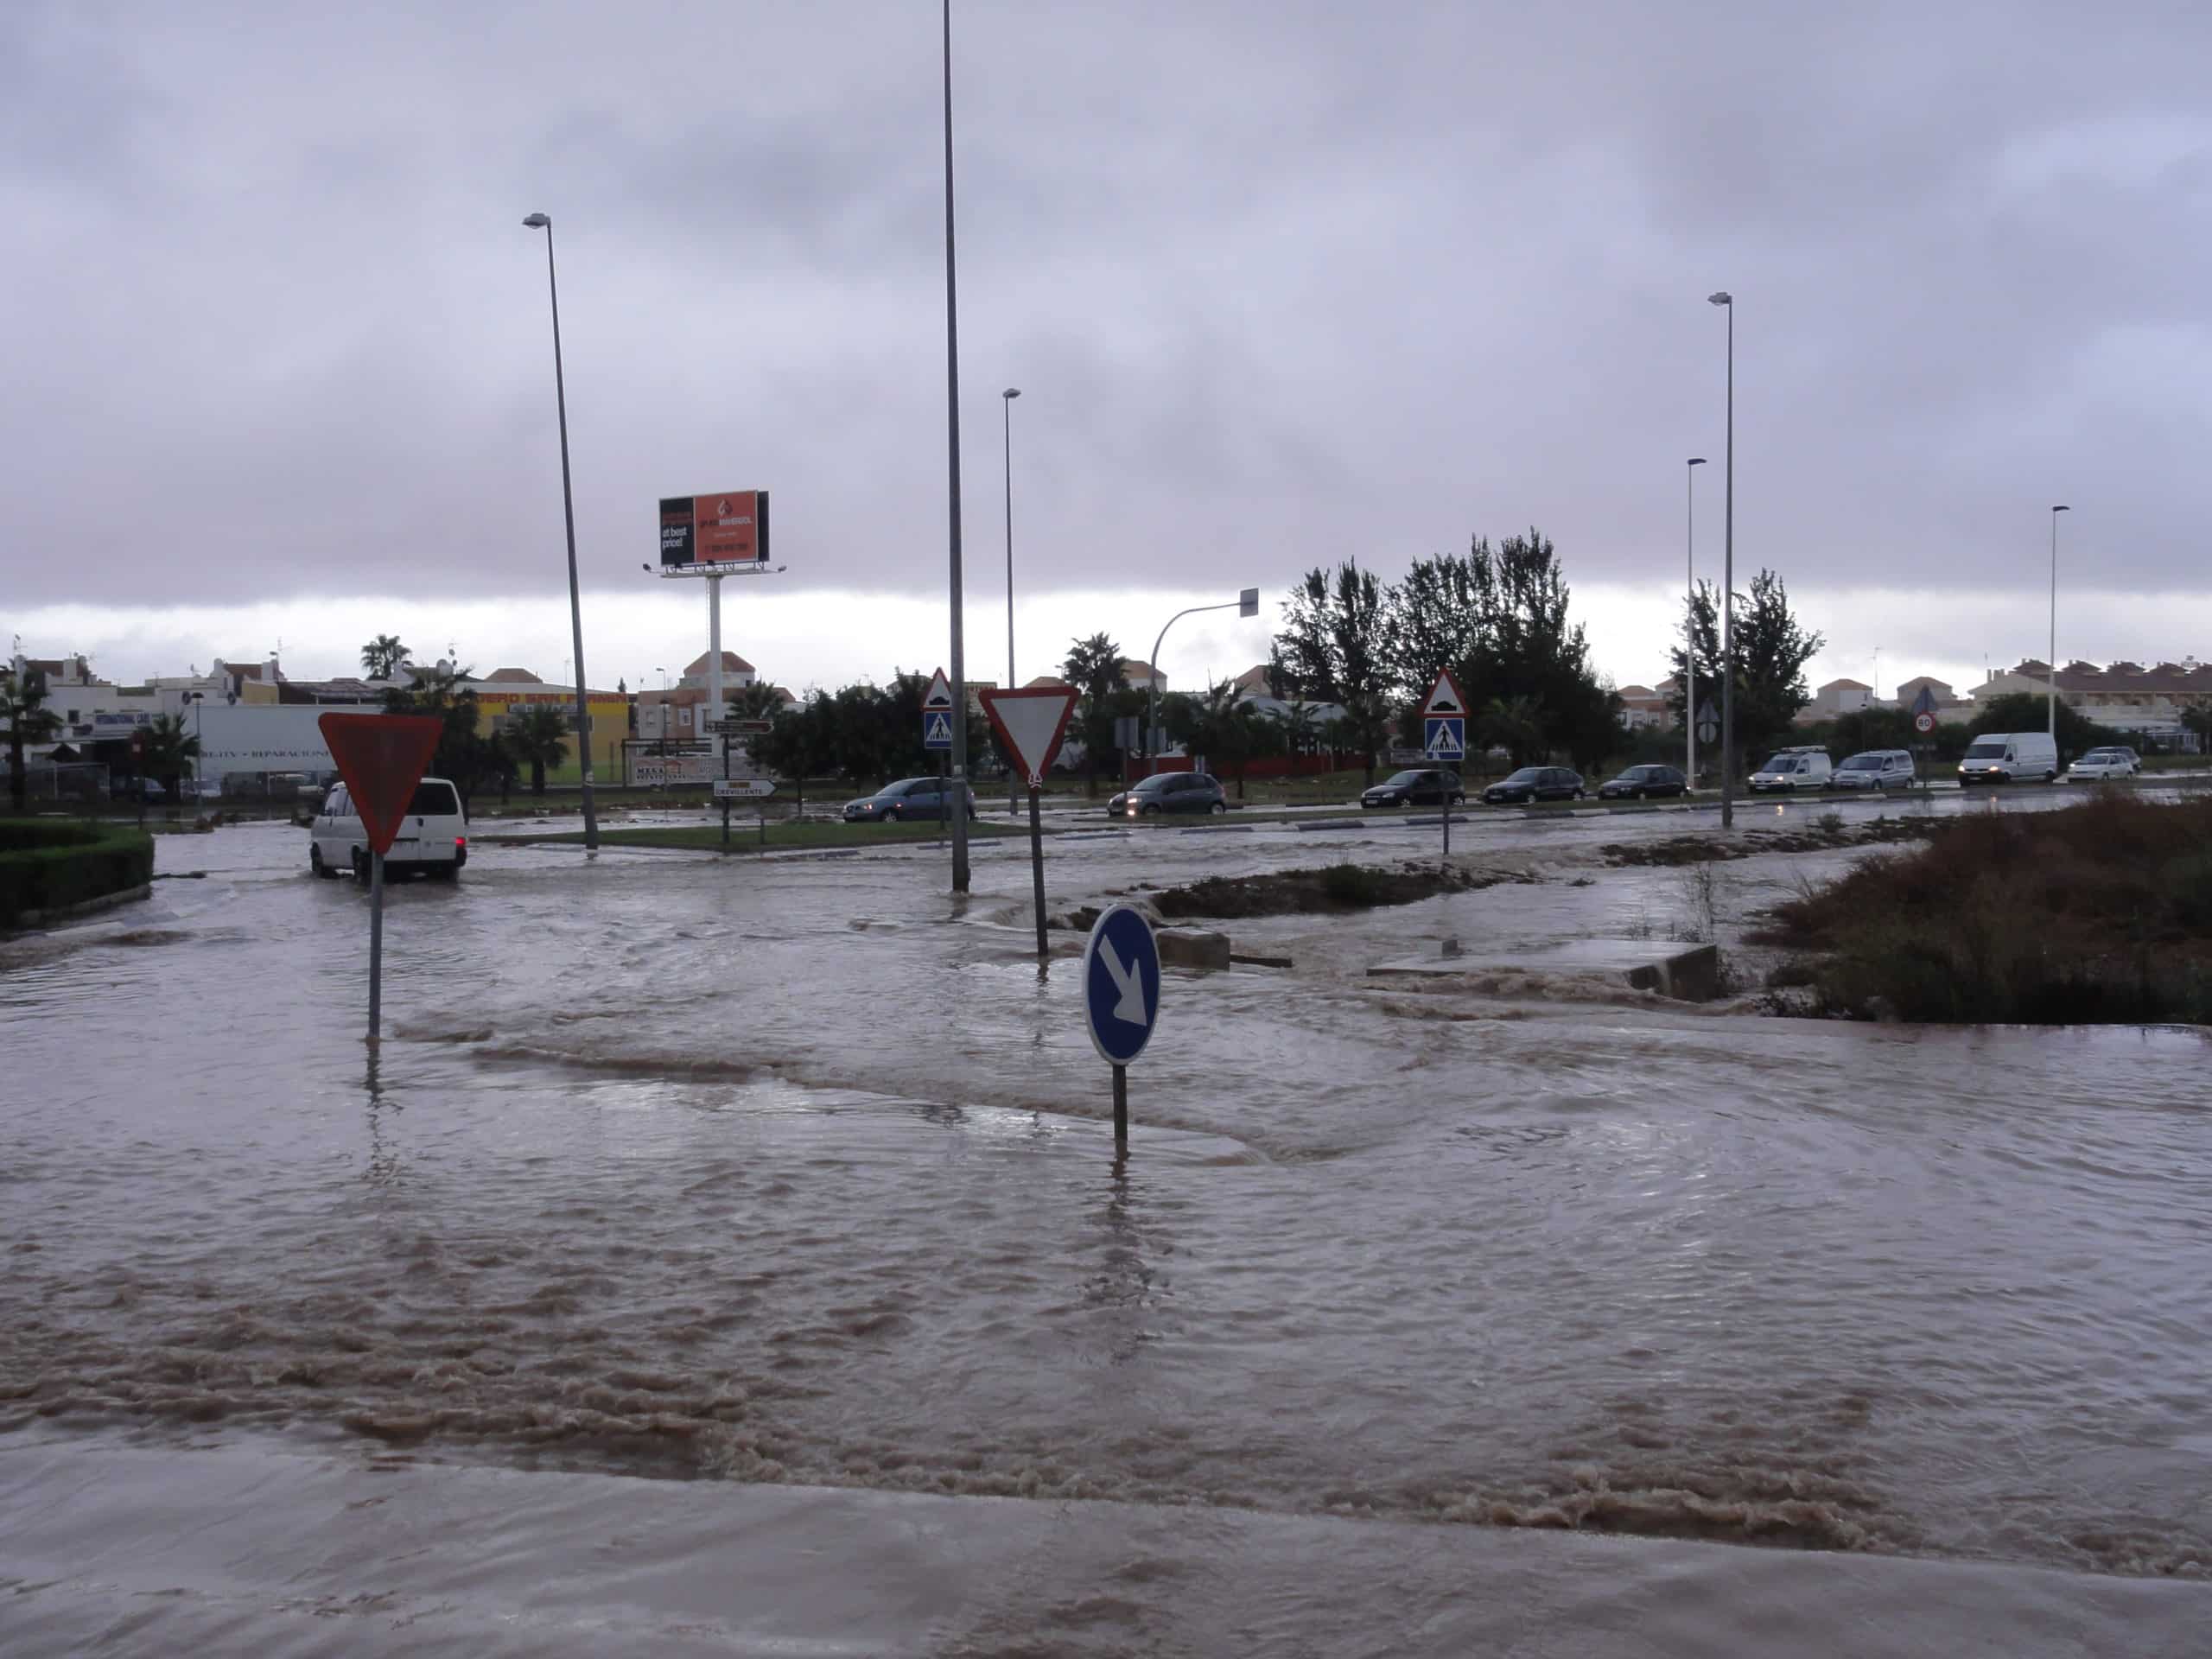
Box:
[1688,456,1707,467]
[1002,387,1020,400]
[2052,504,2070,514]
[1707,290,1732,307]
[522,213,550,229]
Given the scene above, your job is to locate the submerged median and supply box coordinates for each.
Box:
[1758,794,2212,1024]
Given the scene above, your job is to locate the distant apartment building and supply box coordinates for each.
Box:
[1967,657,2212,744]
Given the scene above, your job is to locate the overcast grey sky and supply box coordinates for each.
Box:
[4,1,2209,688]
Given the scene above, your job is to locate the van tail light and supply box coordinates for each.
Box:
[455,836,467,848]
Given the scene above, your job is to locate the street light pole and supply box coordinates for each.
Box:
[1708,291,1735,830]
[523,211,599,850]
[1685,456,1706,788]
[1002,386,1021,816]
[940,0,970,892]
[2049,505,2069,742]
[1147,589,1262,775]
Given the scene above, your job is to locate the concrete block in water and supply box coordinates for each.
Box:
[1156,927,1233,971]
[1367,938,1723,1002]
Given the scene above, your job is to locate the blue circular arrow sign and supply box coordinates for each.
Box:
[1082,904,1161,1066]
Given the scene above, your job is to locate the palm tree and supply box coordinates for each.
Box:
[1063,632,1127,797]
[505,705,571,796]
[137,714,200,811]
[360,634,410,679]
[1479,695,1547,769]
[3,667,64,814]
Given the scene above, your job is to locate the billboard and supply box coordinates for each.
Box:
[659,490,771,567]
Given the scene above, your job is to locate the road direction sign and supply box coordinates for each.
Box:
[1083,904,1161,1068]
[922,669,956,711]
[923,710,955,751]
[713,779,776,799]
[1914,711,1936,734]
[979,686,1079,789]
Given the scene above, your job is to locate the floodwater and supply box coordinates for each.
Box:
[3,797,2209,1654]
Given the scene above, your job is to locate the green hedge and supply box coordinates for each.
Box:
[0,820,156,927]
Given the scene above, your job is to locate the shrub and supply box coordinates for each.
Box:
[0,820,156,927]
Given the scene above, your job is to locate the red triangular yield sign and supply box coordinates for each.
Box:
[318,713,445,856]
[979,687,1079,788]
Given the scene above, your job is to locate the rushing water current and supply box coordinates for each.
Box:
[3,805,2209,1650]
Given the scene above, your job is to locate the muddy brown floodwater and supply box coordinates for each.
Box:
[3,800,2209,1654]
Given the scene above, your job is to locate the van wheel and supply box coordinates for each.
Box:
[310,846,339,880]
[429,862,460,883]
[351,849,367,881]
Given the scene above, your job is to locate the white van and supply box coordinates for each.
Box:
[1957,732,2058,785]
[1829,749,1917,791]
[1749,747,1834,792]
[310,777,469,880]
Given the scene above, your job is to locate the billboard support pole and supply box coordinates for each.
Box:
[708,571,725,733]
[367,849,385,1041]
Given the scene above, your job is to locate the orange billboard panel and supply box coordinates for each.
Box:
[696,489,766,563]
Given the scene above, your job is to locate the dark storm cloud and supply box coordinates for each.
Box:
[3,0,2208,613]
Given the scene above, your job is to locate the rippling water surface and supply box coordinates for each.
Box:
[3,810,2209,1617]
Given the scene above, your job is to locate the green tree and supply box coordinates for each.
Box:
[137,713,200,808]
[381,662,505,809]
[1272,561,1394,781]
[1161,679,1277,800]
[1479,695,1548,767]
[360,634,409,679]
[1664,581,1723,741]
[2182,703,2212,761]
[506,705,571,796]
[2,666,63,814]
[1063,633,1128,797]
[1730,569,1824,765]
[1463,530,1620,772]
[1385,547,1491,703]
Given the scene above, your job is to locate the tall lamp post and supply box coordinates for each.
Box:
[1002,386,1021,815]
[1685,455,1706,787]
[939,0,970,892]
[522,211,599,850]
[1707,290,1736,830]
[2048,505,2069,742]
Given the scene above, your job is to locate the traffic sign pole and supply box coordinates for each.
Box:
[1421,670,1467,869]
[367,849,385,1040]
[1112,1065,1128,1148]
[1028,785,1046,957]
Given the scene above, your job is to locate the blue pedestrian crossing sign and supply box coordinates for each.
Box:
[923,711,954,751]
[1421,668,1467,762]
[1083,904,1161,1067]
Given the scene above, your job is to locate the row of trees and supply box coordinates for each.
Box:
[1268,530,1641,778]
[1665,571,1826,771]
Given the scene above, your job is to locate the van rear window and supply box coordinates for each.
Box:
[409,781,461,816]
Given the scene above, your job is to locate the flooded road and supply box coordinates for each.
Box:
[3,803,2209,1651]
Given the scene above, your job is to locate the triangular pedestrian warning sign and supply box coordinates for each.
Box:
[922,668,956,711]
[925,711,953,746]
[318,713,444,856]
[979,686,1079,788]
[1422,667,1465,716]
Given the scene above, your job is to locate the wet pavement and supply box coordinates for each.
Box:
[3,792,2209,1651]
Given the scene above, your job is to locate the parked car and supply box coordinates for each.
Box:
[1958,732,2059,785]
[1749,747,1834,792]
[2064,747,2139,783]
[1108,772,1228,817]
[842,777,979,822]
[1360,768,1464,809]
[1827,749,1917,790]
[310,777,467,881]
[1596,764,1688,800]
[1481,766,1585,804]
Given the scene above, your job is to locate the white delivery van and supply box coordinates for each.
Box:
[1958,732,2058,785]
[310,777,469,880]
[1749,747,1834,792]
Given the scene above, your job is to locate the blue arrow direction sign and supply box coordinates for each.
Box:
[1424,716,1465,760]
[1083,904,1161,1067]
[923,710,954,751]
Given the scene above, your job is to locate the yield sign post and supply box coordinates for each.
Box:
[1421,668,1467,862]
[979,685,1080,957]
[318,713,444,1042]
[1083,904,1161,1151]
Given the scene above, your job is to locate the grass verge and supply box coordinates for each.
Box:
[1755,793,2212,1023]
